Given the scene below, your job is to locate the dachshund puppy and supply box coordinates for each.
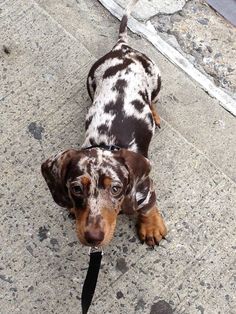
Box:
[41,0,167,247]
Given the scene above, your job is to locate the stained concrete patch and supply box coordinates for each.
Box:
[135,298,146,311]
[2,45,11,55]
[38,226,49,242]
[116,257,129,273]
[28,122,44,140]
[0,274,13,284]
[150,300,174,314]
[196,304,205,314]
[116,290,124,299]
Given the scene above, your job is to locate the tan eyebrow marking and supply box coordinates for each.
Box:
[81,176,91,186]
[103,177,112,188]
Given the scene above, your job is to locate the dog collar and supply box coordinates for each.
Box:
[81,246,104,314]
[84,143,121,151]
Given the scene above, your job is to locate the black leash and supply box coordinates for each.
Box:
[81,247,103,314]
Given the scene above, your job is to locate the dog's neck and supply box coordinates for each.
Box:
[83,143,121,152]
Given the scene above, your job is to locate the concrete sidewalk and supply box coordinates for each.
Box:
[1,0,236,313]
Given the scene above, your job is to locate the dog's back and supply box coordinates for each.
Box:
[83,0,161,157]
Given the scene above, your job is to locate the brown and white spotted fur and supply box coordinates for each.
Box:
[41,0,167,248]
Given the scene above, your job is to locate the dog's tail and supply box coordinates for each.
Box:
[118,0,139,43]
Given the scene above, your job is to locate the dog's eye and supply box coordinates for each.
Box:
[71,184,83,195]
[110,184,122,196]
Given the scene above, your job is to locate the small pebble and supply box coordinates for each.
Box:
[197,18,209,25]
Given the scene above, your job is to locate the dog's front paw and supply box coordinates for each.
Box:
[67,207,76,218]
[137,207,167,247]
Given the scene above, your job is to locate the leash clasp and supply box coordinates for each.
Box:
[88,246,104,256]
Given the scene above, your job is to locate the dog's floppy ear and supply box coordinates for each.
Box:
[116,148,151,183]
[41,149,78,208]
[115,149,155,213]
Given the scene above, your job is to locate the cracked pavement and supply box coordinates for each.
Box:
[151,0,236,98]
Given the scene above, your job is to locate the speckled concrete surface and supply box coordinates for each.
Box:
[1,0,236,313]
[151,0,236,99]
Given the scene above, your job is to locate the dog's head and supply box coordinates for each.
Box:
[41,148,151,247]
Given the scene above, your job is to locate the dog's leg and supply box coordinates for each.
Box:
[67,207,76,217]
[150,102,161,128]
[137,207,167,246]
[86,74,96,101]
[150,72,161,128]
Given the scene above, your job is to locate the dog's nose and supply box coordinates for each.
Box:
[84,230,104,245]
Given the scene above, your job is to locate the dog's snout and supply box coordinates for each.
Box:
[84,230,104,245]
